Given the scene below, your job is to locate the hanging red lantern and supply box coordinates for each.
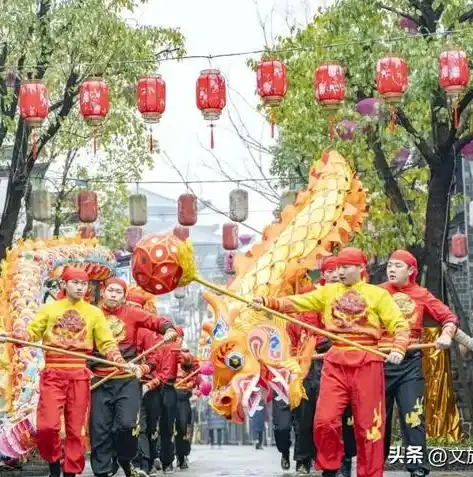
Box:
[224,250,236,274]
[196,69,226,149]
[19,80,49,161]
[79,224,96,239]
[78,191,98,223]
[173,225,190,241]
[126,226,144,252]
[222,223,239,250]
[178,193,197,226]
[376,56,408,130]
[80,77,109,153]
[451,230,468,258]
[439,48,469,128]
[137,75,166,152]
[256,59,288,137]
[313,63,345,140]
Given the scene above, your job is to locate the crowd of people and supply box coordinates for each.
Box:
[0,245,463,477]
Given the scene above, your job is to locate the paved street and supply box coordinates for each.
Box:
[104,445,472,477]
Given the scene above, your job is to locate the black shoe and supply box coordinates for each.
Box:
[281,455,290,471]
[63,474,76,477]
[178,457,188,470]
[48,462,61,477]
[296,461,310,474]
[153,460,162,471]
[338,456,352,477]
[255,442,263,450]
[411,471,426,477]
[322,472,337,477]
[163,463,174,474]
[119,461,139,477]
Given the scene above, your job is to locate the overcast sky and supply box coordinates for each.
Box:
[125,0,329,235]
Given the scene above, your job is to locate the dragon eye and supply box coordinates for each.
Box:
[224,351,245,371]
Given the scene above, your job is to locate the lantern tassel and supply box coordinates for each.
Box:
[270,109,276,138]
[93,128,97,155]
[210,123,215,149]
[32,129,37,161]
[453,101,459,129]
[149,126,153,153]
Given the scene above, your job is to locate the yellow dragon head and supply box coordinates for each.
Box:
[199,149,368,423]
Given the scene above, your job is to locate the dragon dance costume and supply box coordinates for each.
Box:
[259,248,410,477]
[380,250,458,477]
[14,267,126,477]
[89,278,174,477]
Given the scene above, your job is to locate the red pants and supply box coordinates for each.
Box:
[36,368,91,474]
[314,359,385,477]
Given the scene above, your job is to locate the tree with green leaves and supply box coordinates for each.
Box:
[0,0,185,259]
[263,0,473,296]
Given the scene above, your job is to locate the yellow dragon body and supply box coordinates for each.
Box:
[201,150,368,423]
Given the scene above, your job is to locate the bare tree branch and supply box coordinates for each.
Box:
[376,2,419,24]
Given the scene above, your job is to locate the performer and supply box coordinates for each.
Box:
[251,247,410,477]
[174,333,200,470]
[380,250,458,477]
[288,256,355,476]
[89,278,177,477]
[7,267,129,477]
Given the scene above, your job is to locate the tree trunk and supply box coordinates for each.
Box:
[423,155,455,297]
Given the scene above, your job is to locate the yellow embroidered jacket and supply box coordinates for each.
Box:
[23,298,123,368]
[264,281,410,364]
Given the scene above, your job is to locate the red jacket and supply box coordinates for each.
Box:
[137,329,198,390]
[379,282,458,346]
[91,304,173,377]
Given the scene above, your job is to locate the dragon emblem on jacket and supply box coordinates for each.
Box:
[198,150,368,423]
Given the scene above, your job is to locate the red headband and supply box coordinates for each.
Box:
[62,267,89,282]
[337,247,367,266]
[389,249,418,283]
[126,290,147,307]
[321,256,338,272]
[105,277,127,293]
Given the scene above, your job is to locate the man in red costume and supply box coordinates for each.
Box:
[287,256,356,476]
[174,330,200,471]
[89,278,177,477]
[6,267,128,477]
[252,247,410,477]
[380,250,458,477]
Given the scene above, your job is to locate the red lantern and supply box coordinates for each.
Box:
[131,233,184,295]
[451,231,468,258]
[19,80,49,160]
[126,226,144,252]
[80,77,109,153]
[439,48,469,127]
[257,59,288,137]
[314,64,345,140]
[196,69,226,149]
[178,193,197,226]
[78,191,98,223]
[376,56,408,130]
[173,225,190,241]
[79,225,96,239]
[224,250,236,274]
[137,75,166,152]
[222,223,239,250]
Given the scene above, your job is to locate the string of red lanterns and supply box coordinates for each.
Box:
[17,46,470,158]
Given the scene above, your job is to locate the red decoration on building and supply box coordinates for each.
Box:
[79,225,96,239]
[376,56,408,130]
[19,80,49,161]
[78,191,98,223]
[173,225,190,241]
[196,69,226,149]
[222,223,239,250]
[131,233,184,295]
[126,226,144,252]
[256,59,288,137]
[80,77,109,153]
[451,231,468,258]
[177,193,197,226]
[313,64,345,140]
[137,75,166,152]
[439,48,470,127]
